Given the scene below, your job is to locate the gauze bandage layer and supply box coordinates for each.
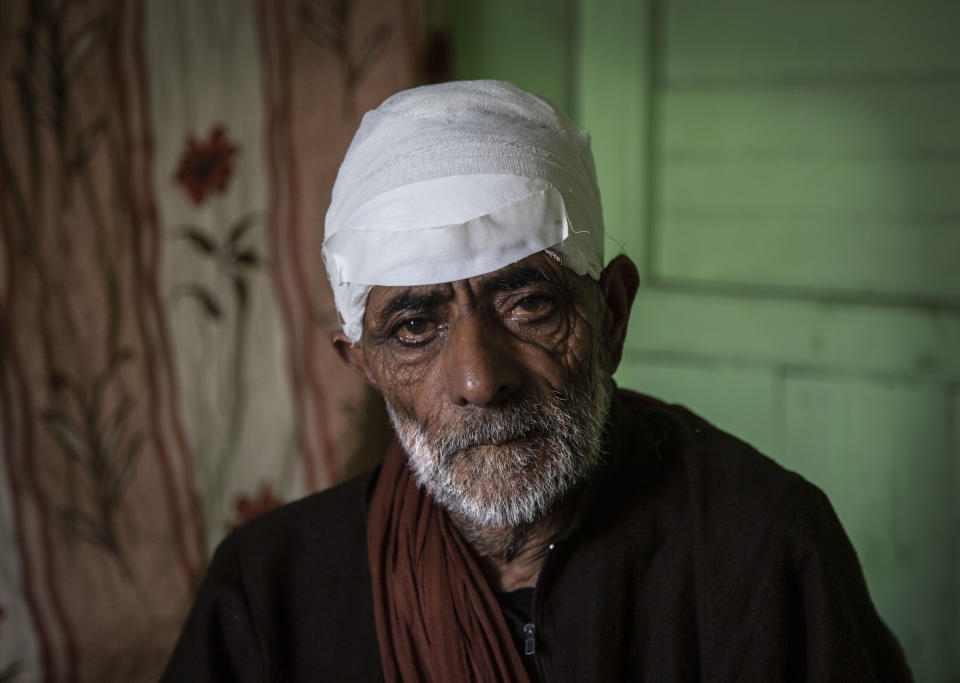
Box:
[323,80,605,341]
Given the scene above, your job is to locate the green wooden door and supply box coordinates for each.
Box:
[454,1,959,679]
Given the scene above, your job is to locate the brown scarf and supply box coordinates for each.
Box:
[366,438,531,683]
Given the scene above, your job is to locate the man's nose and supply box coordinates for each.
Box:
[442,313,521,407]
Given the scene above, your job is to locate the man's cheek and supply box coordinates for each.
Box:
[373,350,432,391]
[378,372,438,426]
[556,306,600,375]
[517,315,591,387]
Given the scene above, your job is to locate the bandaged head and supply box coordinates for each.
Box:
[323,80,605,341]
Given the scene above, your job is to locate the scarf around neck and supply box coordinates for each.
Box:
[366,438,531,682]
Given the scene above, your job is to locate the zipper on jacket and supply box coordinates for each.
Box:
[523,623,536,655]
[528,541,557,681]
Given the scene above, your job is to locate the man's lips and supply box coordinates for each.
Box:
[457,431,543,449]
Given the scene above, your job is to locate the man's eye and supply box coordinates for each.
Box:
[393,318,436,344]
[514,295,552,315]
[402,319,430,334]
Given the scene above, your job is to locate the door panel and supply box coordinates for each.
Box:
[454,1,958,678]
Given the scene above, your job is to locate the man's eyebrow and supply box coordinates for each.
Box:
[480,266,553,295]
[378,289,449,320]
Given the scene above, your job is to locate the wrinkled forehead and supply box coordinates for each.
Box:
[363,252,583,325]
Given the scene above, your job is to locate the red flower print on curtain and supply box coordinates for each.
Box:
[174,125,239,205]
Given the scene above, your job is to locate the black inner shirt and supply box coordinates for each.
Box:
[495,587,541,682]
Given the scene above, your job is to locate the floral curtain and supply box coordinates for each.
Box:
[0,0,435,680]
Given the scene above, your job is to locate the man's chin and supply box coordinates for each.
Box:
[429,483,550,529]
[427,446,574,527]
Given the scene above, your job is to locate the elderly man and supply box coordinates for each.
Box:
[163,81,909,681]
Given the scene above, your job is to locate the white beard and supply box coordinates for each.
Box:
[385,363,613,528]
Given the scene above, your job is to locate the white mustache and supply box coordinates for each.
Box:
[429,399,565,458]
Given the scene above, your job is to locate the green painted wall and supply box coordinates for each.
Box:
[454,2,959,680]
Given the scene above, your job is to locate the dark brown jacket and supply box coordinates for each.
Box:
[162,392,911,681]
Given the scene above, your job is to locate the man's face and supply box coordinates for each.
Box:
[350,252,618,527]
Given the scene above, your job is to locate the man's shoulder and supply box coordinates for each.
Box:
[619,388,800,474]
[613,389,818,536]
[222,468,377,571]
[603,391,846,628]
[562,395,909,681]
[168,469,382,680]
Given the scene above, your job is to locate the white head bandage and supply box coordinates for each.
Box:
[323,80,604,341]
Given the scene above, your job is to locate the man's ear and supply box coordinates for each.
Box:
[332,331,381,391]
[597,255,640,374]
